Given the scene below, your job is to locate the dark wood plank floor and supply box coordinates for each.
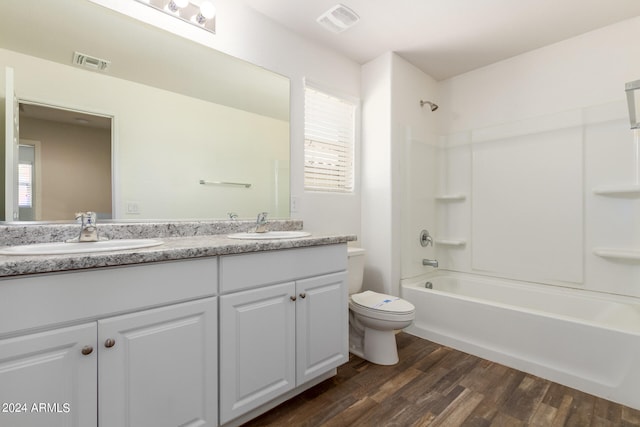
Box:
[242,333,640,427]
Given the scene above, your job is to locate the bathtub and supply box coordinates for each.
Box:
[401,271,640,410]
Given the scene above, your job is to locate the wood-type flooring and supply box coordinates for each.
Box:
[242,333,640,427]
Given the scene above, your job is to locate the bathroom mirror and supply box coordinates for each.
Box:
[626,79,640,129]
[1,0,290,222]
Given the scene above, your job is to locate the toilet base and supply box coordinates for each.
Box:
[349,318,400,366]
[362,327,399,365]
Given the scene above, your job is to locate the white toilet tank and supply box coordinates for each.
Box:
[347,247,366,295]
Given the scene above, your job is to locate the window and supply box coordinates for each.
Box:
[18,162,33,208]
[304,84,356,193]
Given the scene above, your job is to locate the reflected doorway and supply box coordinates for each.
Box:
[18,102,113,221]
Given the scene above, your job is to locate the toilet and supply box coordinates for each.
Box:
[347,247,415,365]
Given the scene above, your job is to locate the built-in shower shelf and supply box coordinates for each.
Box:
[434,239,467,247]
[435,194,466,201]
[592,184,640,197]
[593,248,640,261]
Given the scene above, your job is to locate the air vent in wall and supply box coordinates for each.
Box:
[73,51,111,71]
[317,4,360,34]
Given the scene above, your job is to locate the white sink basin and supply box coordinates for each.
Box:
[0,239,164,256]
[227,231,311,240]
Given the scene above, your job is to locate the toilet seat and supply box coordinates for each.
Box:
[350,291,415,321]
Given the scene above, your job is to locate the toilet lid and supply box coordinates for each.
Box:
[351,290,415,314]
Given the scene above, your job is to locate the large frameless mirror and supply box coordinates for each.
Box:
[1,0,290,222]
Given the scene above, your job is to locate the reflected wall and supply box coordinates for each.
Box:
[1,48,289,220]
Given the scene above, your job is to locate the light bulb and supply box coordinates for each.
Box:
[193,1,215,24]
[200,1,216,19]
[174,0,189,8]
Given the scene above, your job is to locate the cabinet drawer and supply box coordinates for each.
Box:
[219,244,347,293]
[0,257,218,337]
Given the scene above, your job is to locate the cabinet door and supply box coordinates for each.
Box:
[296,272,348,384]
[0,323,97,427]
[98,297,217,427]
[219,282,296,424]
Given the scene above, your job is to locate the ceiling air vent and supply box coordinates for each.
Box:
[72,51,111,72]
[317,4,360,34]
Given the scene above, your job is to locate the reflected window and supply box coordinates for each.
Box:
[18,162,33,208]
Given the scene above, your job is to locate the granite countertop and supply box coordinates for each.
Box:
[0,224,356,278]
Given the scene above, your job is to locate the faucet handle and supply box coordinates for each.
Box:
[420,229,433,247]
[75,211,97,227]
[257,212,268,225]
[255,212,269,233]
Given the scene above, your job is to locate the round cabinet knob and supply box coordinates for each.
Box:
[81,345,93,356]
[299,293,306,299]
[104,338,116,348]
[290,295,297,301]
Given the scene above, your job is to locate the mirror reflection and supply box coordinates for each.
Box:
[1,0,290,222]
[18,103,112,221]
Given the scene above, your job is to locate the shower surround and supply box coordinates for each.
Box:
[361,18,640,410]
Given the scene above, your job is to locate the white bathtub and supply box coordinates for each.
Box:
[401,271,640,410]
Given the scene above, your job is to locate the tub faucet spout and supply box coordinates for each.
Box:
[422,259,438,268]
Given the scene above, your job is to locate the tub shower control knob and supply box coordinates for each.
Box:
[420,230,433,247]
[104,338,116,348]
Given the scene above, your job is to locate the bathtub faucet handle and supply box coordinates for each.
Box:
[420,230,433,247]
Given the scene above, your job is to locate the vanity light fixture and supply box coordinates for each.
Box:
[165,0,189,14]
[134,0,216,34]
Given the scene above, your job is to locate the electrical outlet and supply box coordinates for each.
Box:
[126,201,141,215]
[290,196,300,213]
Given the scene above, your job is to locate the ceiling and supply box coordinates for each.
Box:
[241,0,640,80]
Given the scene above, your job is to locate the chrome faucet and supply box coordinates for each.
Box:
[255,212,268,233]
[420,230,433,247]
[74,211,104,242]
[422,259,439,268]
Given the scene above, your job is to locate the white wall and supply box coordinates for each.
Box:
[361,52,439,295]
[361,53,393,293]
[434,17,640,297]
[89,0,362,236]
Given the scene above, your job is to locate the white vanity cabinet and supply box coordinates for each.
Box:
[99,297,217,427]
[0,323,98,427]
[0,258,218,427]
[218,244,348,425]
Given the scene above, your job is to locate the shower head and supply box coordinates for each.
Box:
[420,100,438,111]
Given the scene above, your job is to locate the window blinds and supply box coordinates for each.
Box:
[18,163,33,208]
[304,86,355,193]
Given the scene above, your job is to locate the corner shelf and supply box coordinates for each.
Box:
[592,184,640,197]
[593,248,640,262]
[434,239,467,247]
[435,194,466,202]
